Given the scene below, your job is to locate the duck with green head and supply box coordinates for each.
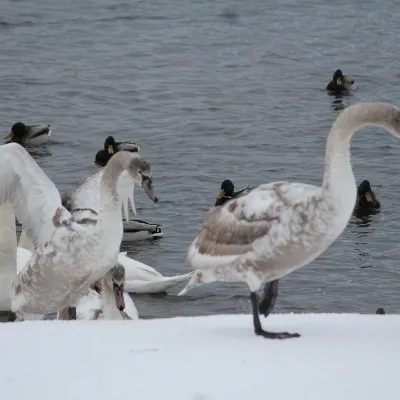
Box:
[4,122,51,146]
[355,180,380,211]
[215,179,251,206]
[326,69,356,93]
[95,136,140,167]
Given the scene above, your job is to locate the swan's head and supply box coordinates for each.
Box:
[5,122,28,143]
[105,264,126,311]
[218,179,235,199]
[357,180,373,202]
[129,155,158,203]
[104,136,116,154]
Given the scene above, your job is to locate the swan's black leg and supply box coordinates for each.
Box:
[258,279,279,317]
[8,311,17,322]
[250,292,300,339]
[68,307,77,320]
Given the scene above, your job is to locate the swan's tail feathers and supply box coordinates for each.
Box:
[178,271,204,296]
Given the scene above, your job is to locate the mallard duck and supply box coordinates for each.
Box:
[376,307,386,315]
[95,136,140,166]
[326,69,356,93]
[355,180,380,211]
[215,180,251,206]
[4,122,51,145]
[0,143,157,321]
[180,102,400,340]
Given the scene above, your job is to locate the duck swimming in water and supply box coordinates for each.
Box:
[95,136,140,167]
[4,122,51,146]
[326,69,356,93]
[355,180,380,212]
[215,180,251,206]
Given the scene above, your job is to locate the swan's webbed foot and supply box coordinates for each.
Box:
[258,279,279,317]
[250,292,300,340]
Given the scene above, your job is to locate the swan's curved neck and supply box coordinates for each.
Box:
[323,103,400,205]
[99,153,132,213]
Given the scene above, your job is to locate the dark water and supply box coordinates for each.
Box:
[1,0,400,320]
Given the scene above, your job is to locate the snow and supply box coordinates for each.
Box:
[0,313,398,400]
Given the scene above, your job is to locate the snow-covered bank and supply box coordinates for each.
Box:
[0,313,397,400]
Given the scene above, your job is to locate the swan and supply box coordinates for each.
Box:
[179,102,400,339]
[0,143,158,320]
[16,232,193,296]
[76,264,139,320]
[62,167,164,242]
[4,122,52,145]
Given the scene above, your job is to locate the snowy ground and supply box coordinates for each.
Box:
[0,313,398,400]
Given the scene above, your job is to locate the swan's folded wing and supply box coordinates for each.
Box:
[187,181,320,270]
[0,143,63,246]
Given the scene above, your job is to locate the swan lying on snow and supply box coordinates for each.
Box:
[0,143,158,320]
[180,102,400,339]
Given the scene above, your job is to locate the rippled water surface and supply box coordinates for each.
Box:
[1,0,400,319]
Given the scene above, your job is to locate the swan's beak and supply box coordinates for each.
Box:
[217,189,225,199]
[365,191,372,202]
[142,177,158,203]
[113,285,125,311]
[336,77,343,86]
[107,145,114,155]
[4,132,13,140]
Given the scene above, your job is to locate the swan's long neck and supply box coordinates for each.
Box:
[322,102,400,212]
[99,152,133,219]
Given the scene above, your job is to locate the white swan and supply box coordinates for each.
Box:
[180,102,400,339]
[118,252,194,293]
[0,143,157,319]
[76,264,139,321]
[62,168,164,242]
[16,233,193,299]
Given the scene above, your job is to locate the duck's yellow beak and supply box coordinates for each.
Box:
[365,191,372,202]
[4,132,13,140]
[336,77,343,85]
[217,189,225,199]
[107,145,114,155]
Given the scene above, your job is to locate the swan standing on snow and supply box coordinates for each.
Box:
[180,102,400,339]
[0,143,158,319]
[76,264,139,321]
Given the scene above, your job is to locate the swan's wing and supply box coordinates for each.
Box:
[186,181,321,272]
[118,252,163,280]
[0,143,64,247]
[0,203,17,310]
[125,272,194,294]
[62,169,136,219]
[122,293,139,319]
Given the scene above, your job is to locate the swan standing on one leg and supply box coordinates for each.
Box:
[0,143,158,318]
[179,102,400,339]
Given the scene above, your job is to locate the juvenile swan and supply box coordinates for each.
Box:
[180,102,400,339]
[0,144,157,317]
